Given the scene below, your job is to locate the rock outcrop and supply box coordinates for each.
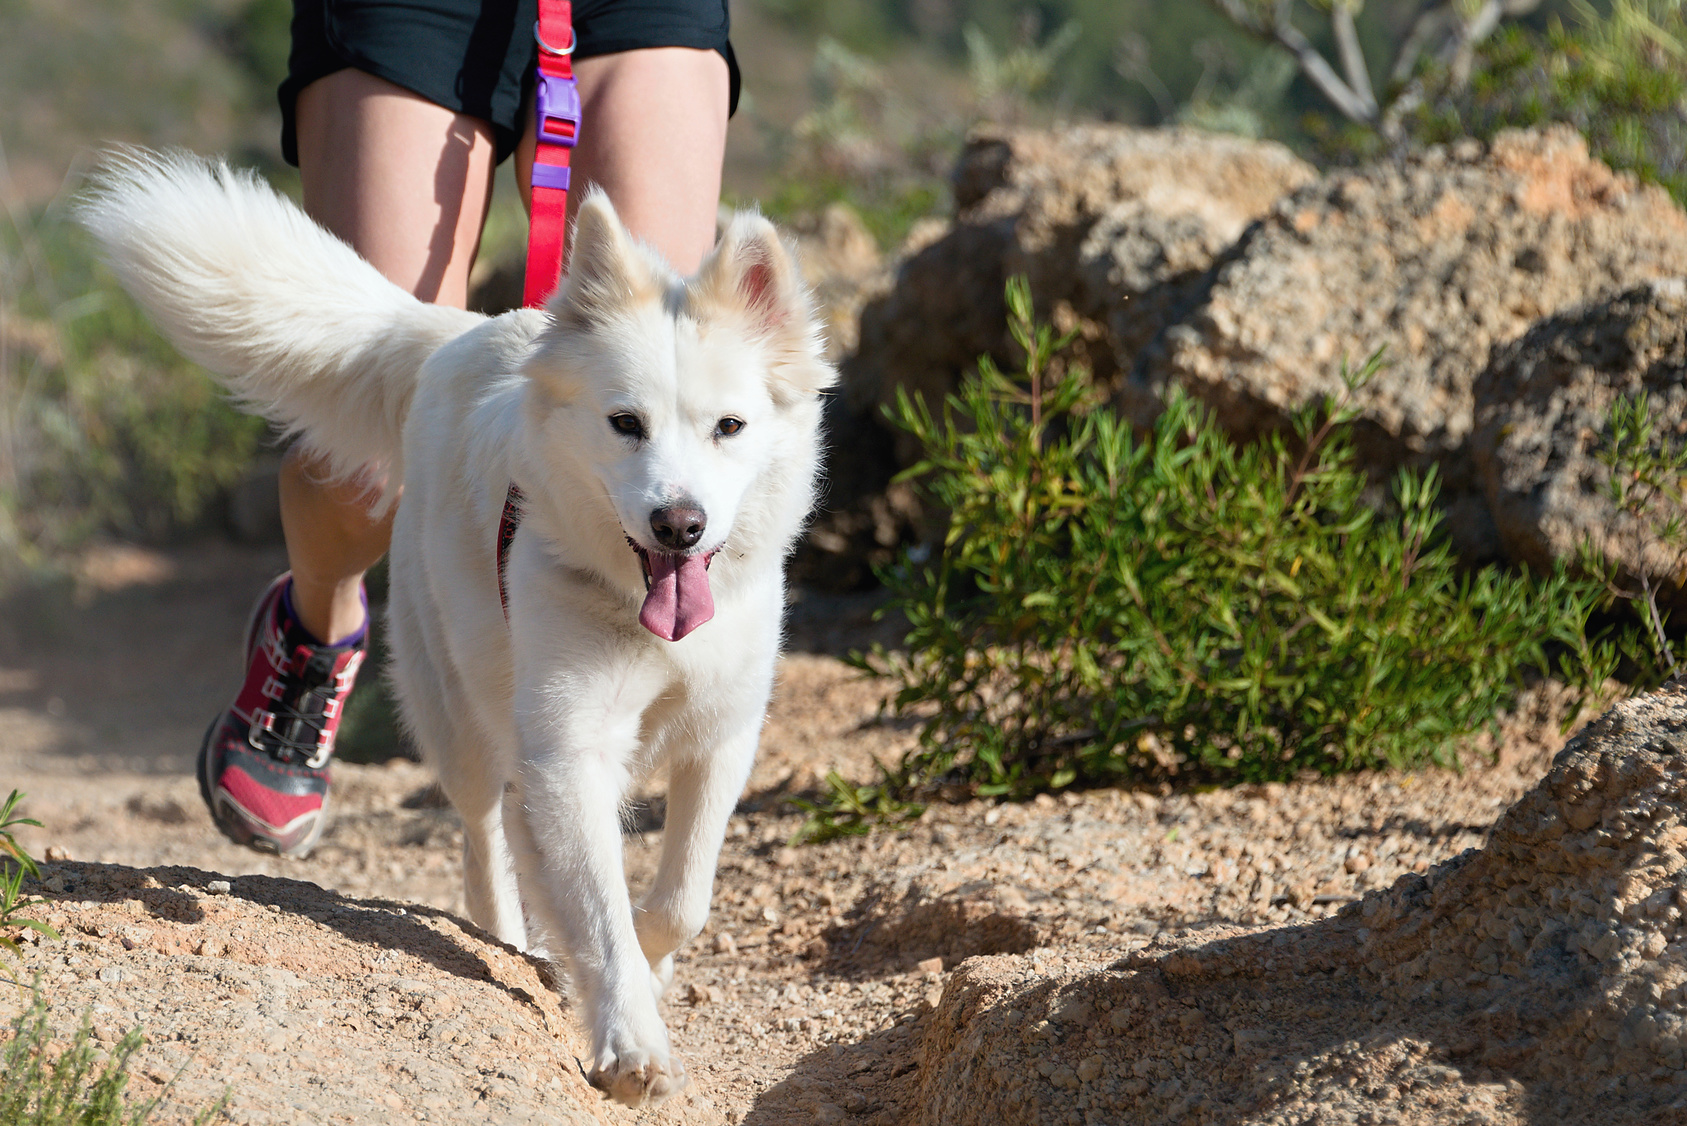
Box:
[910,685,1687,1125]
[848,125,1317,447]
[1146,127,1687,494]
[1474,278,1687,603]
[838,125,1687,577]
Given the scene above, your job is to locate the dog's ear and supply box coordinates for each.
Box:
[691,211,835,400]
[548,189,662,328]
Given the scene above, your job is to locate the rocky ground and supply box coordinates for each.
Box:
[2,539,1681,1123]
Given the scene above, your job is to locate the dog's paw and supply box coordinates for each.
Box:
[650,954,675,1000]
[588,1042,688,1107]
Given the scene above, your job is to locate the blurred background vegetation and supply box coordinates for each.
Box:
[1,0,1680,592]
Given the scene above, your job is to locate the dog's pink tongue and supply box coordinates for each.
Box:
[639,552,715,641]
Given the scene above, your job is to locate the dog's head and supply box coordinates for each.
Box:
[520,190,834,641]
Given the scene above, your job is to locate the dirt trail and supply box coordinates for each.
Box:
[0,540,1615,1122]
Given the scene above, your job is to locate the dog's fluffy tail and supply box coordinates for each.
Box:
[78,150,483,509]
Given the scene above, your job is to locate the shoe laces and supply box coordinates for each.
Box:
[250,646,361,769]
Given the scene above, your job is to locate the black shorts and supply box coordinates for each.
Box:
[279,0,739,165]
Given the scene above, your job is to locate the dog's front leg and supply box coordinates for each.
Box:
[505,712,685,1107]
[635,721,761,990]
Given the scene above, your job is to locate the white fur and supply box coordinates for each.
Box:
[80,152,834,1107]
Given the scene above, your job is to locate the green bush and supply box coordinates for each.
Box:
[1,200,268,581]
[1,790,57,961]
[805,279,1626,838]
[1583,390,1687,680]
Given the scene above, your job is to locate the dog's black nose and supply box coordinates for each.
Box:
[650,505,706,550]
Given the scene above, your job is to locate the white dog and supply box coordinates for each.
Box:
[80,152,833,1105]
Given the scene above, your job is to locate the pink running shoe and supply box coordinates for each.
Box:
[197,574,366,857]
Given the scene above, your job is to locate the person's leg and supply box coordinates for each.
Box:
[285,67,500,643]
[516,47,731,276]
[199,68,502,857]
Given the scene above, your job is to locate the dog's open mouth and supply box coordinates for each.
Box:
[628,540,718,642]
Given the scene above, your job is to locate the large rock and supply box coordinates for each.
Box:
[816,125,1312,588]
[1147,127,1687,494]
[910,685,1687,1125]
[848,125,1317,450]
[1474,278,1687,602]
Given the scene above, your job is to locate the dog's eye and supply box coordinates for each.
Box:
[609,413,645,439]
[716,417,745,438]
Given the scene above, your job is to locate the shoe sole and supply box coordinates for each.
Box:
[197,715,329,858]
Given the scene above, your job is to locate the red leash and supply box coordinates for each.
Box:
[523,0,577,309]
[502,0,577,618]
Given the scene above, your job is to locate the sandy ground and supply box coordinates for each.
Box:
[0,539,1613,1123]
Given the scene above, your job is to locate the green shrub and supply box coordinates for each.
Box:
[1581,391,1687,680]
[1,199,268,581]
[803,279,1626,839]
[0,790,57,961]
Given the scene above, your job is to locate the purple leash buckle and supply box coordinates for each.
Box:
[535,72,581,149]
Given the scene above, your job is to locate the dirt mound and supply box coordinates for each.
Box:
[909,685,1687,1125]
[1474,278,1687,603]
[1146,127,1687,508]
[7,861,723,1125]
